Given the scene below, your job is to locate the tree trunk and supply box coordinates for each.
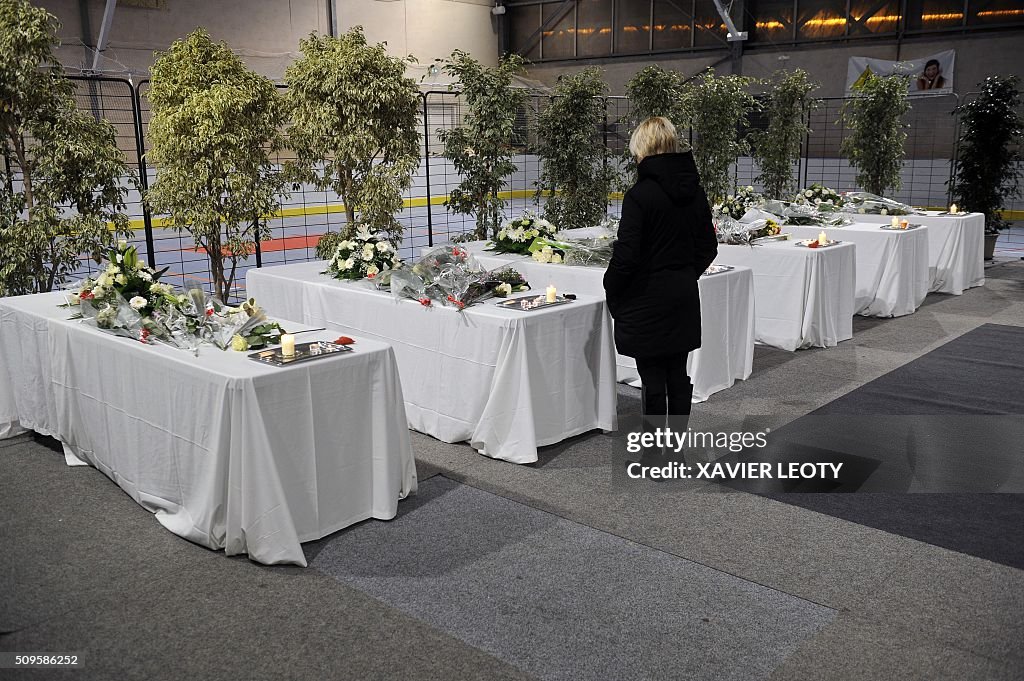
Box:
[207,226,226,302]
[8,131,44,292]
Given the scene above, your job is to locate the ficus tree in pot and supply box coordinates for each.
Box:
[750,69,820,200]
[839,72,910,197]
[284,27,421,259]
[0,0,132,297]
[679,70,758,205]
[949,75,1022,237]
[535,67,613,232]
[145,28,286,303]
[439,50,528,240]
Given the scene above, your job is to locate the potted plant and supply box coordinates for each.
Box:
[839,72,910,198]
[949,76,1022,260]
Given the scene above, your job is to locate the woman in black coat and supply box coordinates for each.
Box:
[603,116,718,423]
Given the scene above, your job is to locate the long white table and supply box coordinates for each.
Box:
[0,292,417,567]
[714,241,856,351]
[786,223,929,317]
[466,247,755,402]
[846,211,985,294]
[246,262,618,465]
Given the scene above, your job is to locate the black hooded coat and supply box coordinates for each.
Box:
[602,152,718,359]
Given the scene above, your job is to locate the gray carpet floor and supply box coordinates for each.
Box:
[308,476,835,681]
[2,258,1023,680]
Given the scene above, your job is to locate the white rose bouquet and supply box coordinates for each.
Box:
[490,212,557,255]
[713,186,764,220]
[793,184,844,210]
[323,225,401,281]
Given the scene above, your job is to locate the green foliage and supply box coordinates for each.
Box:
[839,72,910,196]
[625,65,688,130]
[680,70,758,205]
[950,75,1022,233]
[285,27,420,256]
[750,69,820,200]
[619,65,689,188]
[0,0,132,296]
[145,29,286,302]
[439,50,527,240]
[535,67,611,231]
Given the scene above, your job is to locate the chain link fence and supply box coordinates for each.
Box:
[4,76,1020,301]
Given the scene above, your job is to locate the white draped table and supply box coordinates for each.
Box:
[463,246,754,402]
[845,211,985,294]
[714,241,856,351]
[246,262,617,465]
[0,292,417,567]
[785,223,929,317]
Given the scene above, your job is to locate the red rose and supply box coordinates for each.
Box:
[205,308,214,316]
[418,297,432,307]
[80,290,94,300]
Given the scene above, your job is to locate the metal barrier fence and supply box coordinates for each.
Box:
[3,76,1021,301]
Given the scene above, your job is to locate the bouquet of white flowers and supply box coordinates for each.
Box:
[65,246,284,352]
[713,186,764,220]
[490,213,557,255]
[793,184,844,209]
[323,225,401,281]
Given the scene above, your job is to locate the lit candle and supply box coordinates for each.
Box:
[949,203,958,214]
[818,231,827,246]
[280,333,296,358]
[546,285,557,303]
[891,216,900,227]
[900,219,909,229]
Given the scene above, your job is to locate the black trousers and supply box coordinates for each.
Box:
[635,353,693,417]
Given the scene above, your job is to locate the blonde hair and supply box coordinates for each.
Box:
[629,116,678,162]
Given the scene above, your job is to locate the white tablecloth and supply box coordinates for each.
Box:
[847,212,985,294]
[714,241,856,351]
[464,246,754,402]
[785,224,929,317]
[0,292,417,566]
[246,263,617,464]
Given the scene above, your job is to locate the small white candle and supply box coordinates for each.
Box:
[949,203,958,214]
[280,333,296,358]
[891,216,900,227]
[546,285,557,303]
[818,231,828,246]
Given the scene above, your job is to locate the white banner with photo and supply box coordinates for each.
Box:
[846,50,955,96]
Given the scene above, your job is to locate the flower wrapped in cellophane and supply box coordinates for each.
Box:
[839,192,921,216]
[488,212,557,255]
[759,200,852,227]
[169,288,284,351]
[390,245,526,309]
[714,214,783,245]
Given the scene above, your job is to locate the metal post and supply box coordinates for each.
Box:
[131,80,157,269]
[422,93,434,247]
[602,97,610,210]
[253,217,263,267]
